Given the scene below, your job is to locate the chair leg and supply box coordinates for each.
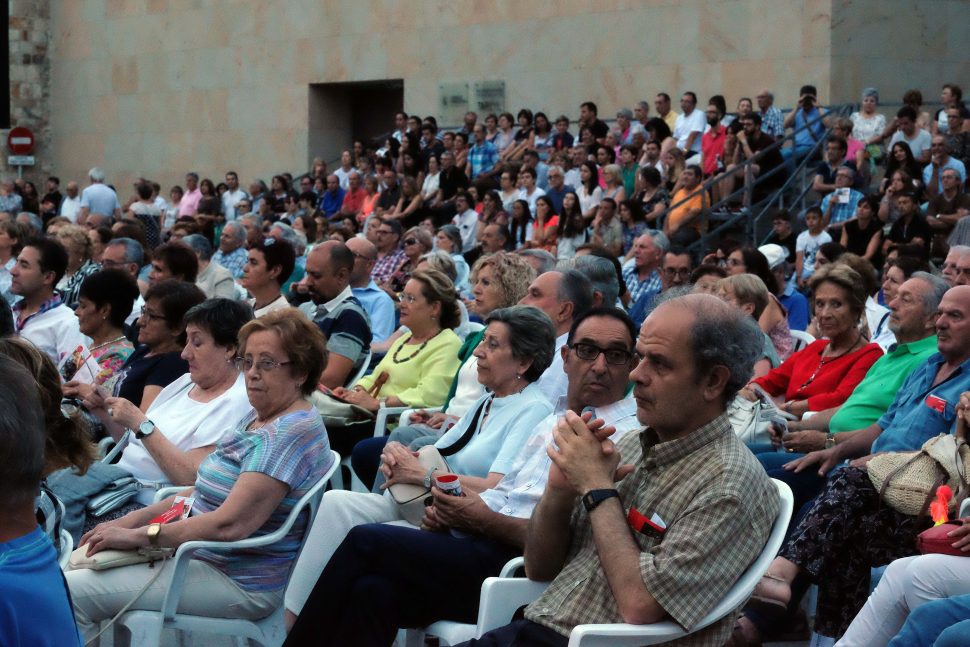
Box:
[117,615,163,647]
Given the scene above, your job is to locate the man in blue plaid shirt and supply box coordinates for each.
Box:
[757,89,785,140]
[468,123,500,180]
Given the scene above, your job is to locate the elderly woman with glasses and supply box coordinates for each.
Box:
[285,305,557,635]
[67,309,334,643]
[72,299,255,530]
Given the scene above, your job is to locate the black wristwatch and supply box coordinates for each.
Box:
[582,488,620,513]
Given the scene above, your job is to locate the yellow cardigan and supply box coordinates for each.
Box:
[356,329,462,408]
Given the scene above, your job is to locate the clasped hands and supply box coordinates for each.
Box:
[378,441,425,488]
[547,410,633,496]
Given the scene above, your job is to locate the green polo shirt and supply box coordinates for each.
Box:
[829,335,938,433]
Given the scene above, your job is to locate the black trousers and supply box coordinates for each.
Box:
[455,619,569,647]
[284,522,519,647]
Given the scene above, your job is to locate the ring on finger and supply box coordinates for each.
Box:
[107,407,114,417]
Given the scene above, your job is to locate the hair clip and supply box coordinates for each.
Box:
[263,238,276,246]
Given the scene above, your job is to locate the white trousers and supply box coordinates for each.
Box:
[835,553,970,647]
[67,559,280,645]
[284,489,402,614]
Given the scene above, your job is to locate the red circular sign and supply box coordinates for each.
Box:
[7,127,35,155]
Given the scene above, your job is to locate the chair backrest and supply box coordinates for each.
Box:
[346,349,372,388]
[789,330,816,353]
[680,479,794,634]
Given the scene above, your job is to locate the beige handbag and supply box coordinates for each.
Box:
[387,445,451,525]
[68,545,173,571]
[867,434,970,516]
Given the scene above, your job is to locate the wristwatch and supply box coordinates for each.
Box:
[147,522,162,547]
[136,419,157,440]
[423,466,439,488]
[825,433,837,449]
[582,489,620,513]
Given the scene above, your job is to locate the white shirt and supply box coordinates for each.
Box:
[479,397,640,518]
[866,295,896,352]
[334,167,354,191]
[221,188,250,221]
[564,168,582,190]
[673,108,707,153]
[16,302,93,376]
[118,372,251,504]
[125,294,144,327]
[251,294,292,318]
[518,186,546,217]
[452,209,479,252]
[59,196,82,222]
[535,333,569,404]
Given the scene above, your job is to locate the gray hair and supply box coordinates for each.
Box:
[861,87,879,103]
[16,212,42,236]
[910,271,949,315]
[223,221,248,243]
[571,255,619,308]
[437,225,463,252]
[182,234,214,261]
[238,214,263,231]
[636,100,650,111]
[420,250,457,282]
[517,248,557,274]
[659,293,763,404]
[557,269,594,322]
[645,229,670,254]
[106,237,144,265]
[88,167,106,182]
[271,222,307,255]
[0,357,45,506]
[548,165,564,177]
[484,305,557,382]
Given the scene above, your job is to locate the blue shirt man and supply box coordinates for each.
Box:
[318,175,346,220]
[468,125,500,179]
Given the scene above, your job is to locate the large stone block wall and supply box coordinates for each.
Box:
[3,0,53,180]
[18,0,970,194]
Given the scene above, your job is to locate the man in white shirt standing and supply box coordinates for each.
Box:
[333,151,356,191]
[10,238,94,379]
[451,192,479,253]
[673,91,706,159]
[220,171,250,222]
[59,181,82,222]
[78,168,121,226]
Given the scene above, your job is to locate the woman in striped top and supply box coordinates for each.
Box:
[66,310,334,642]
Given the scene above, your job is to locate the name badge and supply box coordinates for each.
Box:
[627,506,667,537]
[925,394,948,415]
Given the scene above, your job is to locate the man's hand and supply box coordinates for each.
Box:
[429,486,489,531]
[947,519,970,551]
[547,411,621,495]
[848,453,881,470]
[785,447,840,476]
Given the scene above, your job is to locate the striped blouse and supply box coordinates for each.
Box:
[191,408,333,593]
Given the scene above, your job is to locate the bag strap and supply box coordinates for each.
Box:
[438,395,491,457]
[367,371,389,398]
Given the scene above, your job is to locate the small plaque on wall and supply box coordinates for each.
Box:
[474,81,505,115]
[438,83,470,128]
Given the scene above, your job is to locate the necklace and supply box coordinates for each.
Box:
[392,330,440,364]
[90,334,127,352]
[797,333,864,391]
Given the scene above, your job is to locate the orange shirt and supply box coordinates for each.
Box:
[667,186,710,233]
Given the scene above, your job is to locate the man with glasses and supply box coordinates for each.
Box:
[928,169,970,245]
[347,237,395,344]
[519,269,594,403]
[221,171,250,222]
[543,165,573,215]
[370,218,406,284]
[628,245,692,328]
[283,307,642,644]
[101,238,146,325]
[298,240,372,389]
[924,136,967,197]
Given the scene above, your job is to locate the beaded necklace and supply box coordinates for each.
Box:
[392,329,441,364]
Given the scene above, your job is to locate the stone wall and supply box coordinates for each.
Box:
[3,0,52,182]
[33,0,970,195]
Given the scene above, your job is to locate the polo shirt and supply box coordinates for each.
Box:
[341,187,366,215]
[352,280,396,344]
[778,284,809,331]
[829,335,938,433]
[178,187,202,216]
[79,183,120,216]
[299,285,372,371]
[319,188,346,219]
[544,184,574,215]
[872,352,970,453]
[666,186,710,233]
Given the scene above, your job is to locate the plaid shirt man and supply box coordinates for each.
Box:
[525,415,778,645]
[622,263,662,307]
[212,246,248,279]
[371,247,406,285]
[468,140,500,179]
[761,105,784,139]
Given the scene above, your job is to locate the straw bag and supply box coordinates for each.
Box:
[867,434,970,517]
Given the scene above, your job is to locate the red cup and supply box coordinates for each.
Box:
[434,473,463,496]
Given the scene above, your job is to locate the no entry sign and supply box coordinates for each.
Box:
[7,127,35,155]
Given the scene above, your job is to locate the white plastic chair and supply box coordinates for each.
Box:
[789,330,816,353]
[456,479,794,646]
[344,349,372,388]
[114,449,341,647]
[99,430,130,463]
[58,528,74,570]
[961,497,970,518]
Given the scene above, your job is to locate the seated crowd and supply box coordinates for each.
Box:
[1,80,970,647]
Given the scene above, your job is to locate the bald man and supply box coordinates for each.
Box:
[347,236,396,344]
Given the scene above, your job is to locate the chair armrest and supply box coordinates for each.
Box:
[475,577,550,636]
[398,406,443,428]
[961,497,970,518]
[568,622,688,647]
[499,556,524,577]
[373,405,410,438]
[100,430,130,463]
[153,486,186,503]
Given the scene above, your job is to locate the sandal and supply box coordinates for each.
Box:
[725,617,762,647]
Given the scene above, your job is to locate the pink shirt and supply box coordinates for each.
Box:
[178,188,203,216]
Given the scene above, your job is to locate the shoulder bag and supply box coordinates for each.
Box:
[867,434,970,517]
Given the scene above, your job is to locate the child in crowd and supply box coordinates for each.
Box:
[795,206,832,290]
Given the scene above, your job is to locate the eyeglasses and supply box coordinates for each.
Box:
[352,252,376,262]
[233,356,293,373]
[570,342,637,365]
[140,308,168,323]
[398,293,420,304]
[663,267,692,278]
[100,258,126,269]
